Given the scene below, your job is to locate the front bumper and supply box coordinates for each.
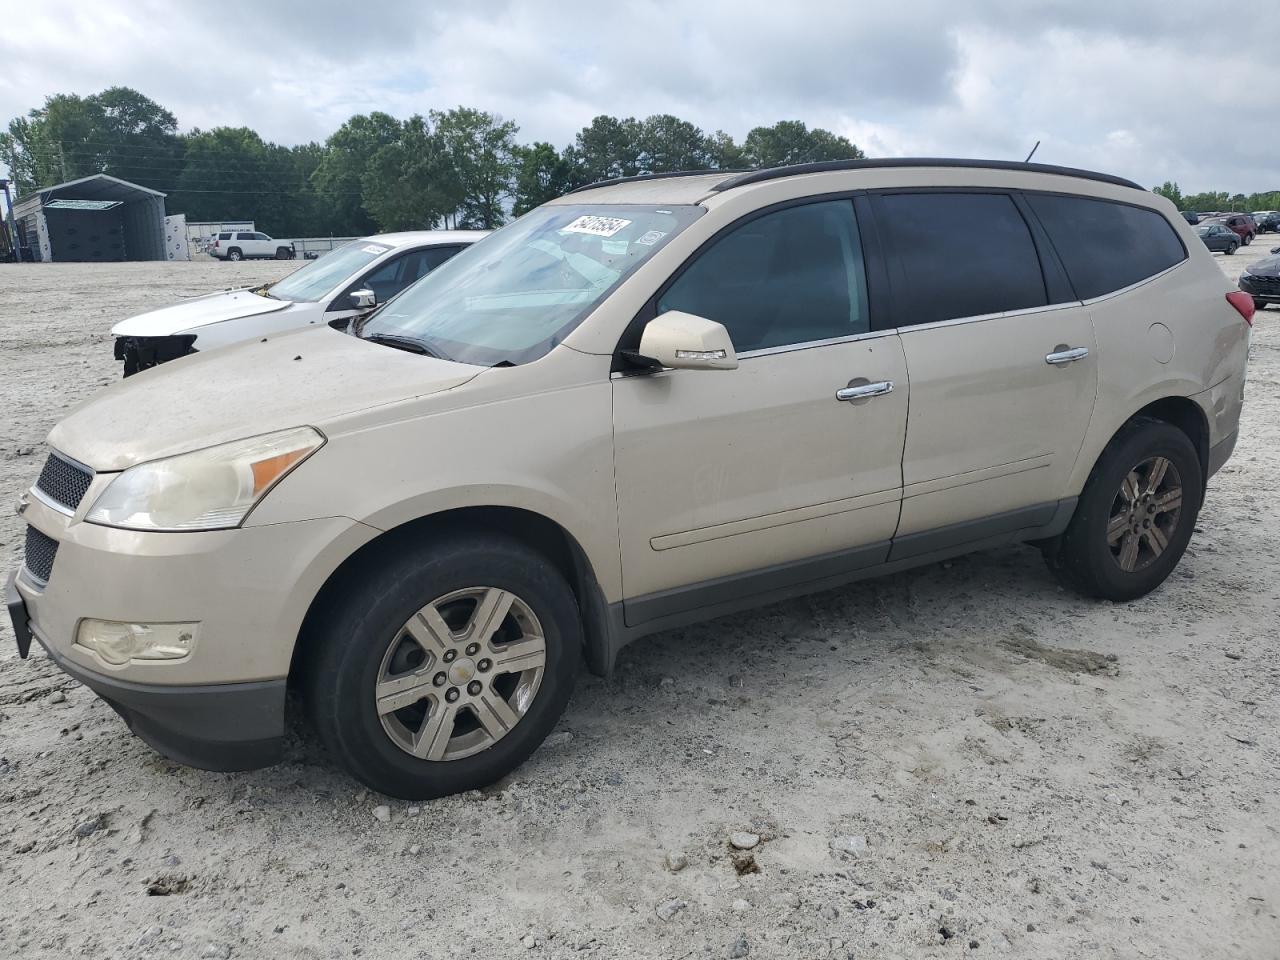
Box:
[1239,273,1280,303]
[9,570,285,770]
[12,484,377,768]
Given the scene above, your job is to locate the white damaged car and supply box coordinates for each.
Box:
[112,231,485,375]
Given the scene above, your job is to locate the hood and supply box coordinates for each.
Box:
[1245,254,1280,278]
[49,326,483,471]
[110,288,291,337]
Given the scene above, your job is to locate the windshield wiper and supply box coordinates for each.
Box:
[362,332,450,360]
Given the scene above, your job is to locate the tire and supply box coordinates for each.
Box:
[227,248,243,261]
[1254,299,1267,311]
[1044,418,1202,602]
[275,247,291,260]
[303,533,581,799]
[1243,234,1252,246]
[1225,243,1237,255]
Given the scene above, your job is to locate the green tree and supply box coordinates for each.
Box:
[512,141,575,215]
[312,112,403,235]
[170,127,279,225]
[740,120,863,168]
[0,87,180,196]
[570,115,643,184]
[707,130,745,170]
[361,115,458,231]
[430,107,519,228]
[1152,181,1183,208]
[635,114,713,173]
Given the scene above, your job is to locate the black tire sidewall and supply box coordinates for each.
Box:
[307,536,581,800]
[1066,421,1202,600]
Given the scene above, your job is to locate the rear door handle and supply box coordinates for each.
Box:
[836,380,894,402]
[1045,346,1089,365]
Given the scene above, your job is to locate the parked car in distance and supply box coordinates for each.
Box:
[1251,211,1280,234]
[10,159,1251,799]
[1238,247,1280,310]
[1196,222,1240,254]
[1204,214,1256,245]
[111,231,485,375]
[1180,211,1200,225]
[211,230,296,261]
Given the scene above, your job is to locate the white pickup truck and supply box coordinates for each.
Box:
[211,230,296,261]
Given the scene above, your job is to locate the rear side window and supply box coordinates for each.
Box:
[658,199,869,353]
[217,232,231,240]
[1026,194,1186,300]
[876,193,1046,327]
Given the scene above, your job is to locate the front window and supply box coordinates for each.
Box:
[265,241,394,302]
[358,204,702,366]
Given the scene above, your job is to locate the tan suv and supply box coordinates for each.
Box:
[8,159,1252,799]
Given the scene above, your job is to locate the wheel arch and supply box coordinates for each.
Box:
[1079,395,1211,504]
[289,505,617,688]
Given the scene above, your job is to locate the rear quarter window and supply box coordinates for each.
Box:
[1026,194,1187,300]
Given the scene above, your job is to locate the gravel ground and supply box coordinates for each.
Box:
[1,244,1278,960]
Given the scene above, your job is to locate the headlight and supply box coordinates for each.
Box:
[86,426,324,531]
[76,619,198,665]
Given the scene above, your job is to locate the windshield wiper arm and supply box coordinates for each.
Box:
[362,332,450,360]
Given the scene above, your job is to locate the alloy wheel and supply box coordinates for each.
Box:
[374,587,546,761]
[1106,456,1183,573]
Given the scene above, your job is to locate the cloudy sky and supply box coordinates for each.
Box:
[2,0,1274,194]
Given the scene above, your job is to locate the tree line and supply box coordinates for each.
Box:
[1153,181,1280,215]
[1,87,865,237]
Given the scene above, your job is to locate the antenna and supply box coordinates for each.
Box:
[1024,141,1041,163]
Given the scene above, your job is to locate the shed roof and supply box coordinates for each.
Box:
[16,173,166,208]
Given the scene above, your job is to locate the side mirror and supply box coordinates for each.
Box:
[638,311,738,371]
[349,288,377,310]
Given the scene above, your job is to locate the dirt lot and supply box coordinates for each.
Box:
[1,244,1278,960]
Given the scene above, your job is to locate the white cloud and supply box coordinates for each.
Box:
[1,0,1274,193]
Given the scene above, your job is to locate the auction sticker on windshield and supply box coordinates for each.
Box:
[560,216,632,238]
[361,244,392,255]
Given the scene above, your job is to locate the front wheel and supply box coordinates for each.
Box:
[1225,243,1237,255]
[1044,418,1202,602]
[275,247,292,260]
[303,534,581,799]
[1254,298,1267,311]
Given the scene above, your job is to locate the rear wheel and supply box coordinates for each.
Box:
[304,534,581,799]
[226,248,242,261]
[1044,418,1202,601]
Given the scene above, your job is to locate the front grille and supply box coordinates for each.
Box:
[24,526,59,585]
[34,452,93,512]
[1241,274,1280,294]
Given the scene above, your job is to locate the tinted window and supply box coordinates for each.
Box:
[236,233,253,240]
[658,200,869,353]
[348,246,461,304]
[217,232,231,240]
[1026,194,1186,300]
[877,193,1046,327]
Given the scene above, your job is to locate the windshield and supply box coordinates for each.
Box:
[265,240,394,302]
[358,204,702,365]
[1195,226,1210,236]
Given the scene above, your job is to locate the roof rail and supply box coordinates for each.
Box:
[565,169,746,195]
[711,158,1145,192]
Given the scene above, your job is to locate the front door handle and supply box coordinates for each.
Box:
[836,379,894,402]
[1045,346,1089,365]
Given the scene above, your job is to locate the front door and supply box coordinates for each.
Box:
[871,191,1097,551]
[611,199,909,626]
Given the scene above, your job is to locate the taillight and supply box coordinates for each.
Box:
[1225,291,1255,326]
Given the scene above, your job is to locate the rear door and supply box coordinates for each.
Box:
[872,190,1097,556]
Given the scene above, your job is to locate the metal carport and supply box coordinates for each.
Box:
[12,174,167,262]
